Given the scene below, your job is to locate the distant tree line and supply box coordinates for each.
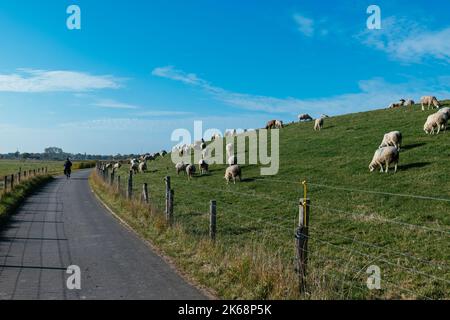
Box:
[0,147,140,161]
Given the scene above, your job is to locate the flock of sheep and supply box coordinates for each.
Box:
[101,96,447,182]
[370,96,448,173]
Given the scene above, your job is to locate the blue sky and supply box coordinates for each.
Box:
[0,0,449,154]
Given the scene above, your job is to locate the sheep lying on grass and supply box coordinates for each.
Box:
[369,146,399,173]
[379,131,402,151]
[424,112,448,135]
[224,165,242,184]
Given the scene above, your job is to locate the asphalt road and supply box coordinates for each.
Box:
[0,169,206,300]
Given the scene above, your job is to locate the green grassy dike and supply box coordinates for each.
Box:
[0,175,54,227]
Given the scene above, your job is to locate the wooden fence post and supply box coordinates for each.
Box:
[18,171,21,184]
[127,170,133,200]
[167,189,174,225]
[210,200,217,241]
[296,198,310,295]
[10,174,14,189]
[142,183,149,204]
[110,171,115,186]
[4,176,7,193]
[164,176,171,215]
[117,175,121,194]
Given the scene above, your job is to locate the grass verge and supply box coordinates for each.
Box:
[89,171,305,300]
[0,175,54,227]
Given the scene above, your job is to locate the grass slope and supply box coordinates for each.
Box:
[100,102,450,299]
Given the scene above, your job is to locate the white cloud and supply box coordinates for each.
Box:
[293,14,315,37]
[358,17,450,63]
[153,66,450,116]
[0,69,122,92]
[93,99,140,110]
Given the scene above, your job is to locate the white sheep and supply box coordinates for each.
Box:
[138,161,147,173]
[369,146,399,173]
[403,99,415,107]
[298,114,313,122]
[224,165,242,184]
[186,164,196,180]
[314,118,324,131]
[379,131,402,151]
[113,162,122,172]
[130,162,139,174]
[275,120,284,129]
[424,112,448,134]
[198,159,209,175]
[438,107,450,117]
[175,162,187,175]
[421,96,440,111]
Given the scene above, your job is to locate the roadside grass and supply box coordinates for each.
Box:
[0,175,53,227]
[0,159,96,177]
[92,102,449,299]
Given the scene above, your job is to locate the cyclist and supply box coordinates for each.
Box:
[64,158,73,179]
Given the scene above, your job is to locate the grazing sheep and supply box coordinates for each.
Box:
[438,107,450,117]
[138,161,147,173]
[314,118,324,131]
[186,164,196,180]
[265,120,277,130]
[421,96,440,111]
[211,133,222,141]
[224,165,242,184]
[298,114,313,122]
[175,162,187,175]
[160,150,168,157]
[369,146,399,173]
[226,143,234,158]
[424,112,448,134]
[113,162,122,172]
[388,100,404,109]
[379,131,402,151]
[403,99,415,107]
[105,163,113,170]
[275,120,284,129]
[321,114,330,118]
[130,162,139,174]
[225,130,237,137]
[227,155,237,166]
[198,159,209,175]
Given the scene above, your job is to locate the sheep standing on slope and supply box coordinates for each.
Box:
[266,120,277,130]
[175,162,187,175]
[314,118,324,131]
[198,159,209,175]
[113,162,122,172]
[224,165,242,184]
[421,96,440,111]
[424,112,448,134]
[369,146,400,173]
[404,99,415,107]
[138,161,147,173]
[298,114,313,122]
[275,120,284,129]
[186,164,196,180]
[379,131,402,151]
[130,159,139,174]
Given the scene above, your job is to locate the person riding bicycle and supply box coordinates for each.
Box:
[64,158,73,178]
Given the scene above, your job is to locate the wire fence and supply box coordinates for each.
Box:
[0,167,49,201]
[94,162,449,300]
